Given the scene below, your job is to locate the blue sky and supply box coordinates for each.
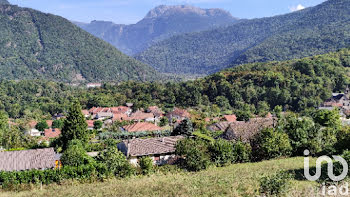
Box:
[9,0,326,24]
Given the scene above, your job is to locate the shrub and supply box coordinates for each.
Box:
[209,139,235,166]
[138,157,154,175]
[232,141,252,163]
[252,128,292,161]
[259,171,292,196]
[175,138,211,171]
[60,140,95,167]
[35,120,49,132]
[172,119,193,136]
[96,147,133,177]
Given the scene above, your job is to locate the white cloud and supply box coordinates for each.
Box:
[289,4,305,12]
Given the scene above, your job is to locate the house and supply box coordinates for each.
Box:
[44,128,61,139]
[82,110,90,118]
[123,122,162,132]
[117,136,184,165]
[25,120,41,137]
[223,115,237,123]
[166,108,190,121]
[86,83,102,88]
[0,148,57,171]
[319,88,350,117]
[112,113,128,122]
[125,111,156,122]
[88,106,132,119]
[147,106,164,118]
[207,121,231,132]
[110,106,132,116]
[87,120,95,130]
[220,117,276,143]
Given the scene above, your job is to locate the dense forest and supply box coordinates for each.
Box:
[1,48,350,119]
[0,3,159,83]
[136,0,350,75]
[76,5,237,55]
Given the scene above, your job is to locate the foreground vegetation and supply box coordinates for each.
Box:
[0,157,318,197]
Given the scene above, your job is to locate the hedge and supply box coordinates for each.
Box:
[0,163,110,189]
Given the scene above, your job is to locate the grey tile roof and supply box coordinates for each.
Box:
[122,136,184,157]
[0,148,56,172]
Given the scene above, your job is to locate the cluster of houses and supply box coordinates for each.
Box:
[1,102,277,172]
[24,120,61,142]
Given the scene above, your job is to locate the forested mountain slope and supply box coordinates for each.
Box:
[0,3,159,83]
[136,0,350,75]
[75,5,237,55]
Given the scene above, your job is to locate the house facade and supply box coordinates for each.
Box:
[117,136,184,165]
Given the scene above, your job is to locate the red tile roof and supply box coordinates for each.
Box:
[167,108,190,119]
[123,122,162,132]
[82,110,90,116]
[223,115,237,123]
[86,120,95,128]
[112,114,128,121]
[110,106,130,114]
[44,128,61,139]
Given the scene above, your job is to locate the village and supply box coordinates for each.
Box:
[0,88,350,172]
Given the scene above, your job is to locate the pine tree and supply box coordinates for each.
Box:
[60,100,88,150]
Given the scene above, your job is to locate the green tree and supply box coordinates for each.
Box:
[60,140,94,167]
[96,147,132,177]
[60,100,88,150]
[138,157,154,175]
[172,119,193,136]
[94,120,103,130]
[52,119,64,129]
[35,120,49,132]
[209,139,235,166]
[175,138,211,171]
[0,111,9,149]
[159,117,168,127]
[252,128,292,161]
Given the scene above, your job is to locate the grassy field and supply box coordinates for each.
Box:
[0,157,320,197]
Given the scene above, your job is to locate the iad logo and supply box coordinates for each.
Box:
[304,150,348,182]
[304,150,349,196]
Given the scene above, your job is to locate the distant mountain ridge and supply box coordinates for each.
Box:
[136,0,350,75]
[0,4,159,82]
[0,0,9,4]
[75,5,238,55]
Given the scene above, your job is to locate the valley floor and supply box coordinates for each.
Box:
[0,157,320,197]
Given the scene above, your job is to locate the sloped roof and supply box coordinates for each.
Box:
[0,148,56,171]
[110,106,130,114]
[166,108,190,118]
[123,122,162,132]
[221,117,276,142]
[223,115,237,122]
[86,120,95,128]
[207,121,231,132]
[125,111,154,121]
[123,136,184,157]
[44,128,61,139]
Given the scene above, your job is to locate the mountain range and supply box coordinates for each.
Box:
[0,3,159,83]
[135,0,350,75]
[75,5,238,55]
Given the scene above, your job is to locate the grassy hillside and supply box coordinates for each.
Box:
[0,157,319,197]
[136,0,350,75]
[0,4,159,83]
